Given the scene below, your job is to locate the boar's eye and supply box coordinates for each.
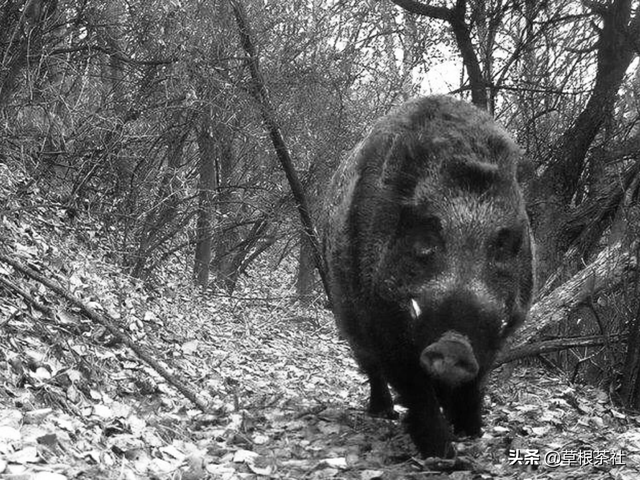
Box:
[412,219,444,261]
[414,243,438,260]
[398,209,444,261]
[398,208,442,234]
[492,226,523,262]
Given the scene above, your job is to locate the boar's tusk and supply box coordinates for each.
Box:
[500,319,509,333]
[410,298,422,320]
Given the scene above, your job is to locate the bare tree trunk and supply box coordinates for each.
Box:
[231,0,331,299]
[390,0,488,108]
[194,113,218,287]
[296,232,316,303]
[130,127,186,278]
[210,131,240,290]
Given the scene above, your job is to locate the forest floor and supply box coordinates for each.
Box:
[1,163,640,480]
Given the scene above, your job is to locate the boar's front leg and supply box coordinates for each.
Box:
[399,373,454,458]
[353,349,396,418]
[347,328,397,419]
[366,368,397,419]
[446,380,483,437]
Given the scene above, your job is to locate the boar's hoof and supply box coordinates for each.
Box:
[367,375,399,419]
[368,403,399,419]
[420,332,479,386]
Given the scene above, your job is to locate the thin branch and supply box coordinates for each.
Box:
[389,0,451,21]
[51,45,176,65]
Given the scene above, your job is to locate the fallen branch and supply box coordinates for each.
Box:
[0,274,52,317]
[0,255,210,412]
[511,242,637,349]
[496,334,624,366]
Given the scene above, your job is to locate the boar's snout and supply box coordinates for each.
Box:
[420,331,479,386]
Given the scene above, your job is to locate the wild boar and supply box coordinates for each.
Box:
[321,96,534,457]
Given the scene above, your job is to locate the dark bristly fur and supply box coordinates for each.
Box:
[320,96,535,458]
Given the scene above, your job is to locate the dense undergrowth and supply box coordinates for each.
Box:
[0,161,639,479]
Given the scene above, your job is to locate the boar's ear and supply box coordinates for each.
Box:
[516,154,534,184]
[382,133,430,198]
[487,134,532,184]
[487,134,515,158]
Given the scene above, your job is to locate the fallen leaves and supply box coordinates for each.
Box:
[1,165,639,480]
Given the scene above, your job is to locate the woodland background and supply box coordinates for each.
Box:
[1,0,640,478]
